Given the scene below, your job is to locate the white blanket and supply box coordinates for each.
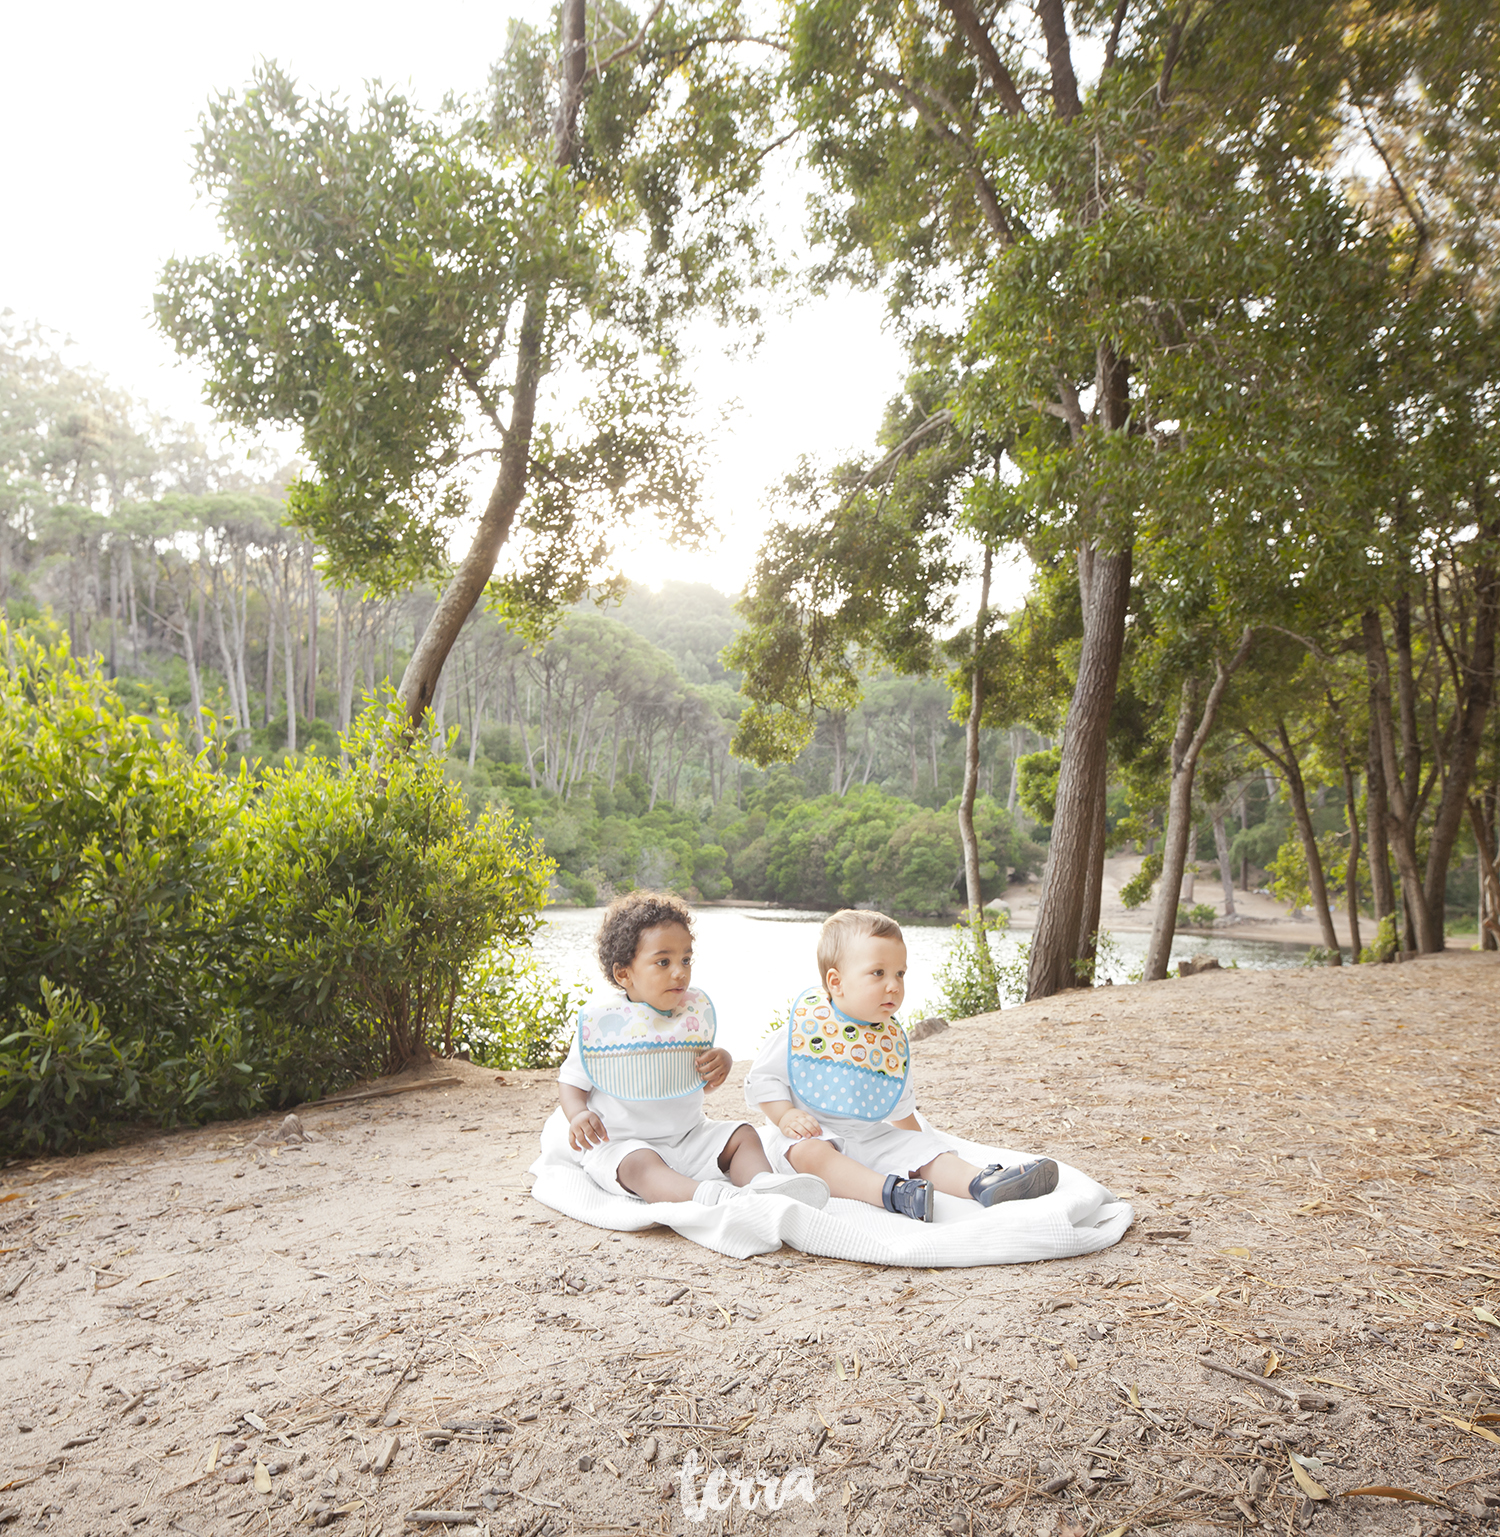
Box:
[528,1109,1133,1266]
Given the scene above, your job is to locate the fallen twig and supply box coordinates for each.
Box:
[312,1077,463,1109]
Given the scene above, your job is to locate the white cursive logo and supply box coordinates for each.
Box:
[677,1449,818,1522]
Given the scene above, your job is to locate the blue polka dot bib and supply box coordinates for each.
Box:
[577,988,717,1101]
[786,986,909,1122]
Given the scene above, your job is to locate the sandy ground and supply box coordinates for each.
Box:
[1000,855,1420,953]
[3,951,1500,1537]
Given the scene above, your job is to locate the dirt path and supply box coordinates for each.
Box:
[3,953,1499,1537]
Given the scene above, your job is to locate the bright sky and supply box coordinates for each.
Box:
[4,0,1030,612]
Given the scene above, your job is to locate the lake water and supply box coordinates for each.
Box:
[530,906,1320,1061]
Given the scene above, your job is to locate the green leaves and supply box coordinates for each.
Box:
[0,623,556,1153]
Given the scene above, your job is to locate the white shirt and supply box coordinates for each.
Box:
[745,1023,916,1134]
[558,996,708,1144]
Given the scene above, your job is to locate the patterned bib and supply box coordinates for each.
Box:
[786,986,909,1121]
[577,988,716,1101]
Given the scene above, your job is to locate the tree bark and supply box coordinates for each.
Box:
[1419,537,1498,937]
[1362,608,1438,950]
[958,546,996,1000]
[1247,719,1342,961]
[396,0,619,733]
[1026,538,1132,999]
[1364,712,1395,930]
[1469,795,1500,948]
[1142,629,1253,982]
[1211,807,1236,917]
[1338,751,1363,960]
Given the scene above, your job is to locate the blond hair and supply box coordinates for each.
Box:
[817,909,904,990]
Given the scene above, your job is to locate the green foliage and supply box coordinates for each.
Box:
[1015,749,1061,825]
[1359,914,1398,965]
[1268,830,1347,912]
[228,695,554,1083]
[0,981,144,1157]
[931,910,1007,1019]
[0,623,248,1125]
[0,625,557,1153]
[721,788,1038,915]
[450,948,581,1070]
[1189,903,1218,928]
[1120,852,1162,910]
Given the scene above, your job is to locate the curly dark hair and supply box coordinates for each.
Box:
[596,890,695,984]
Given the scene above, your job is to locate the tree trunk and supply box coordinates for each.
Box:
[282,586,298,755]
[1026,540,1132,999]
[1143,631,1253,982]
[1365,713,1395,929]
[1420,538,1498,939]
[1339,752,1363,960]
[305,543,319,721]
[1270,717,1342,961]
[1363,608,1437,950]
[1074,784,1108,976]
[957,547,996,1001]
[397,0,591,733]
[1469,795,1500,949]
[1211,807,1236,917]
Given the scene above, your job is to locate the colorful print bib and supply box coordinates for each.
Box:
[786,986,909,1121]
[577,988,716,1102]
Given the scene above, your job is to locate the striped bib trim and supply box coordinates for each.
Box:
[577,988,717,1102]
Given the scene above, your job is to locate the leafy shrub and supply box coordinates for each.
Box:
[0,980,144,1156]
[0,626,558,1152]
[933,911,1008,1017]
[0,624,253,1148]
[1359,914,1398,964]
[228,696,554,1086]
[450,948,581,1069]
[1189,903,1218,927]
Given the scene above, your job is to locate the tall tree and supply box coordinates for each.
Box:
[156,3,781,731]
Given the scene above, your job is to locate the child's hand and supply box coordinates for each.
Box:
[567,1109,609,1151]
[777,1108,822,1139]
[695,1047,732,1091]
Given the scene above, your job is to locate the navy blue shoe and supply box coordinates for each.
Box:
[969,1159,1058,1206]
[882,1174,936,1222]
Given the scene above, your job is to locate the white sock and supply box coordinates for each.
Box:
[692,1181,734,1205]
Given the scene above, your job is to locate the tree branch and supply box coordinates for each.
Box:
[1356,102,1429,254]
[1035,0,1082,122]
[936,0,1026,116]
[583,0,666,83]
[1157,1,1195,111]
[1104,0,1130,72]
[869,67,1018,244]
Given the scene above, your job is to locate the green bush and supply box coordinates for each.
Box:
[932,911,1009,1017]
[1189,902,1217,927]
[1359,913,1398,964]
[0,980,144,1156]
[0,625,558,1154]
[227,696,555,1086]
[0,624,254,1150]
[450,948,581,1069]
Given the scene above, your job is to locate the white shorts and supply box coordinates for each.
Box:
[761,1121,953,1180]
[579,1118,749,1198]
